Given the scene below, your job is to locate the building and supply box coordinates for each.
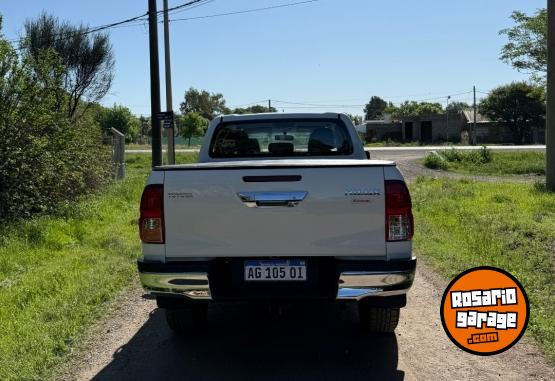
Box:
[462,110,545,144]
[361,110,545,144]
[363,112,466,143]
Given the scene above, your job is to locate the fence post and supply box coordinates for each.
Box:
[111,128,125,180]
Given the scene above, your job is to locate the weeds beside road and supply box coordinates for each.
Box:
[424,149,545,176]
[411,178,555,360]
[0,153,197,380]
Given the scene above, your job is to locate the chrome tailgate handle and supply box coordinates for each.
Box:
[237,191,308,208]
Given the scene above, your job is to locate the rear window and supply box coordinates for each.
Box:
[209,119,353,158]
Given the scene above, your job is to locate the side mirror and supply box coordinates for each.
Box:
[365,151,371,160]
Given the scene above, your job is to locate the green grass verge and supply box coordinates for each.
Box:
[424,149,546,175]
[0,153,197,380]
[411,178,555,360]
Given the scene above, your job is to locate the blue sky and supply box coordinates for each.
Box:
[1,0,546,117]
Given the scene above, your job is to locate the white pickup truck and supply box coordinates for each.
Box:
[138,113,415,333]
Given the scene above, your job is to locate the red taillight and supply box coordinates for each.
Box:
[140,184,164,244]
[385,180,413,241]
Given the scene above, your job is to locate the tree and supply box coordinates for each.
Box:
[180,87,230,120]
[479,82,545,144]
[23,12,114,118]
[345,113,363,125]
[177,112,209,147]
[364,96,388,120]
[387,101,443,120]
[231,105,277,114]
[446,101,470,114]
[139,116,151,142]
[500,9,547,84]
[0,27,110,218]
[95,104,140,143]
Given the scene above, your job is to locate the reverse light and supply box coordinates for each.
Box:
[385,180,413,241]
[140,184,164,244]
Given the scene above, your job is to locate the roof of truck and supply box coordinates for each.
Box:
[217,112,347,123]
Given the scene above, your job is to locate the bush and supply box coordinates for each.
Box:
[423,152,448,170]
[442,148,463,162]
[463,146,493,164]
[0,40,111,219]
[437,147,493,166]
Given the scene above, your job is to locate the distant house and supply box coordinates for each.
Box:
[362,117,402,142]
[399,112,466,143]
[360,109,545,144]
[462,110,545,144]
[362,113,465,143]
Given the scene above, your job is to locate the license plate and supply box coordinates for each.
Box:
[244,259,307,281]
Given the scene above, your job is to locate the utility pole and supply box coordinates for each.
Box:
[163,0,175,164]
[446,95,451,135]
[148,0,162,168]
[268,99,272,112]
[472,86,477,146]
[547,0,555,190]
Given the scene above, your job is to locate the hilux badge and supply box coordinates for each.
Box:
[344,189,381,196]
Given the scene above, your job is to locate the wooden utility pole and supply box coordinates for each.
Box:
[163,0,176,165]
[472,86,477,146]
[148,0,162,168]
[446,95,451,135]
[268,99,272,112]
[547,0,555,190]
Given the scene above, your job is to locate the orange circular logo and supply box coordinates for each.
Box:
[440,266,529,356]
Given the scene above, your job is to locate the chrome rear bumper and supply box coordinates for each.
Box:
[138,258,416,301]
[336,269,415,300]
[139,272,212,300]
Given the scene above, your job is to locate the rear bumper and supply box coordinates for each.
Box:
[137,257,416,302]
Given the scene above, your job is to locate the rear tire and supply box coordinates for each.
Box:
[359,305,400,333]
[164,304,208,333]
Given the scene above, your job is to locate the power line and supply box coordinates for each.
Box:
[230,99,272,108]
[9,0,211,47]
[170,0,216,15]
[166,0,213,14]
[272,99,365,107]
[416,91,473,102]
[170,0,319,22]
[270,91,474,109]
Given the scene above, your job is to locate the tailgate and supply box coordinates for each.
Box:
[163,164,387,258]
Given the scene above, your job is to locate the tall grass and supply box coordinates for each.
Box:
[411,178,555,360]
[0,153,197,380]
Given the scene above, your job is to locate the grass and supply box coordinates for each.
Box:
[365,141,424,147]
[0,153,197,380]
[126,135,203,151]
[364,141,480,147]
[126,144,200,151]
[125,152,198,170]
[423,149,546,176]
[411,178,555,360]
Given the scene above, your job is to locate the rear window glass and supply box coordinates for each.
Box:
[209,119,353,158]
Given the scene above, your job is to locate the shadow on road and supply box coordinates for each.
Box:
[93,302,404,381]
